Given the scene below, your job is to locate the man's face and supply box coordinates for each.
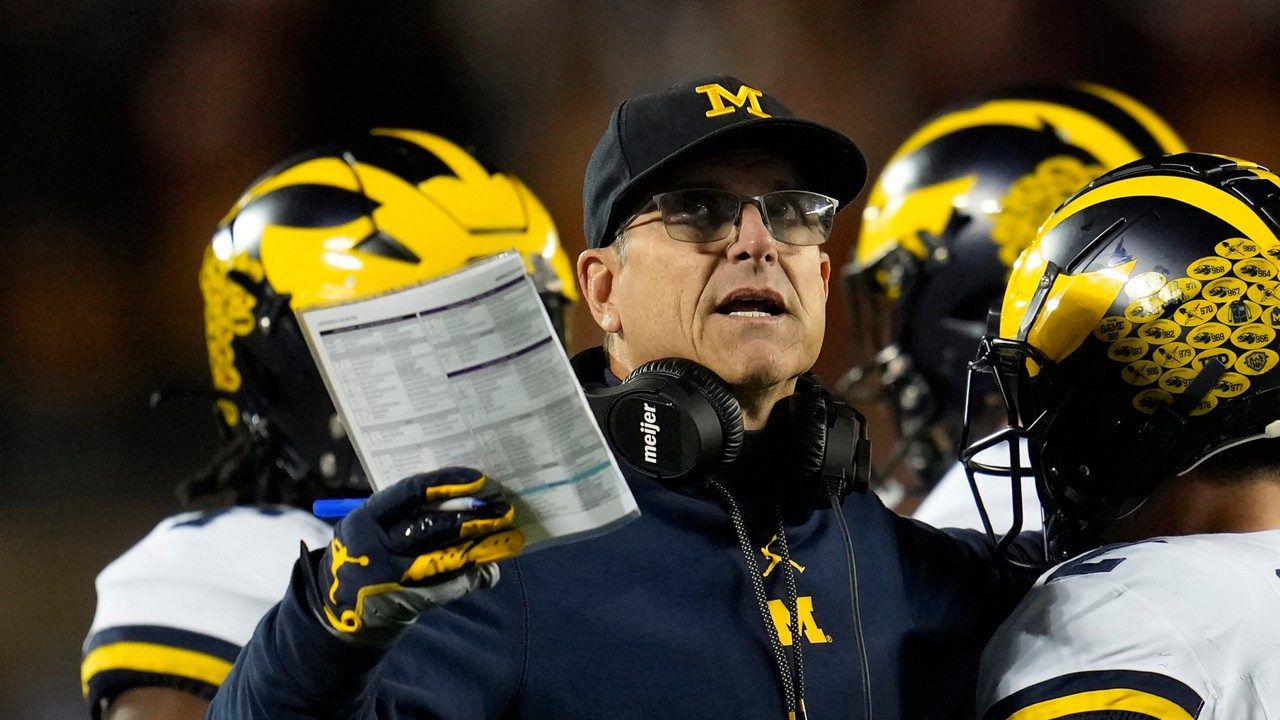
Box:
[582,149,832,389]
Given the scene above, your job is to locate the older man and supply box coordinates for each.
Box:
[210,76,1035,720]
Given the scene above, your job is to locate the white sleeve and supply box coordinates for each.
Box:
[978,541,1210,720]
[81,506,332,710]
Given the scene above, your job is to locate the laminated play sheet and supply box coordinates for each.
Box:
[298,253,637,548]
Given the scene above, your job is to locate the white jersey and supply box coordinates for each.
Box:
[979,530,1280,719]
[913,440,1043,533]
[81,505,332,713]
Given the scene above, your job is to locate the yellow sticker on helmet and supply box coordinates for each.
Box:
[1188,322,1231,349]
[1217,299,1263,326]
[1193,347,1237,370]
[1215,238,1260,260]
[1158,277,1200,304]
[1189,394,1219,416]
[1158,367,1199,394]
[1093,315,1133,342]
[1173,299,1218,327]
[1235,258,1277,282]
[1204,277,1247,303]
[1211,372,1251,399]
[1235,348,1279,376]
[1108,337,1150,362]
[1133,388,1173,414]
[1124,271,1168,300]
[1152,342,1195,368]
[1124,296,1167,323]
[1187,256,1232,281]
[1122,360,1163,386]
[1247,282,1280,306]
[1138,319,1181,345]
[1230,323,1276,349]
[1267,306,1280,328]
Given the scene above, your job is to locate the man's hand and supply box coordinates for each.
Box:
[309,467,524,646]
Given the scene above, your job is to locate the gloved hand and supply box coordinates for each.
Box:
[304,467,524,646]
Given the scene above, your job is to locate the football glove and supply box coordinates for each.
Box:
[304,467,524,646]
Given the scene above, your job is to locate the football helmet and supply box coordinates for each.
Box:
[194,129,576,504]
[963,152,1280,558]
[844,83,1184,489]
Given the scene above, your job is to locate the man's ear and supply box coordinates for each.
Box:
[577,248,622,333]
[819,250,831,298]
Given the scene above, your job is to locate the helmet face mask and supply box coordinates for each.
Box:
[964,152,1280,559]
[194,129,575,505]
[846,83,1186,494]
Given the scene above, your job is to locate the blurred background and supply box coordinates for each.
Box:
[5,0,1280,715]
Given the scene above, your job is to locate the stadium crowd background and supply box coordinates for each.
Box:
[4,1,1280,716]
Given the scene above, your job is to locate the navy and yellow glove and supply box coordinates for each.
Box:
[305,467,524,646]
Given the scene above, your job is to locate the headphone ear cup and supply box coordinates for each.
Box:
[788,384,830,480]
[629,358,744,467]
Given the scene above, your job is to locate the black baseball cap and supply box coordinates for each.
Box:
[583,75,867,249]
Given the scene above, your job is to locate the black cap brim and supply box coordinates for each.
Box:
[604,118,868,245]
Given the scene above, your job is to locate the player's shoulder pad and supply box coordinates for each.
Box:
[977,534,1280,720]
[82,506,332,711]
[94,505,332,595]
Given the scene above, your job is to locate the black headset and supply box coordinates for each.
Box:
[571,347,871,498]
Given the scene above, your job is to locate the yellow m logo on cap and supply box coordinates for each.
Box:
[696,83,771,119]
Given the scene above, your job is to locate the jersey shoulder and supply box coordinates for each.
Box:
[82,505,333,714]
[980,532,1280,719]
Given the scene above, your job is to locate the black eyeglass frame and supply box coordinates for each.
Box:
[615,188,839,246]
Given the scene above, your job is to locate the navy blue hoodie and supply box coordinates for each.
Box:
[209,375,1034,719]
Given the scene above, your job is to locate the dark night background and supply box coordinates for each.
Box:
[4,1,1280,715]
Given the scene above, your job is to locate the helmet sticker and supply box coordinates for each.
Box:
[1132,388,1174,414]
[1124,296,1167,323]
[1157,277,1199,305]
[1187,322,1231,349]
[1093,315,1133,342]
[1235,348,1279,376]
[1203,277,1247,302]
[1211,372,1251,399]
[1186,256,1231,280]
[1235,258,1277,282]
[1229,324,1276,350]
[1123,271,1168,299]
[1121,360,1162,386]
[1188,394,1219,417]
[1214,237,1260,260]
[1247,281,1280,306]
[1267,306,1280,328]
[1108,337,1150,361]
[1216,299,1262,325]
[1173,299,1218,326]
[1137,319,1181,344]
[1193,347,1237,370]
[1151,342,1195,368]
[1157,366,1198,394]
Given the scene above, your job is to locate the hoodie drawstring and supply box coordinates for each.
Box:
[708,478,808,720]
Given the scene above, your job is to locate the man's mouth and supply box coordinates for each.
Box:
[715,288,788,318]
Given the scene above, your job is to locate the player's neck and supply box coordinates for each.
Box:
[1107,471,1280,541]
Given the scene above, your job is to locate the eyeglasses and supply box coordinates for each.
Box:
[618,188,838,246]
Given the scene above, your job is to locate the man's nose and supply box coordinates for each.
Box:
[728,203,778,264]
